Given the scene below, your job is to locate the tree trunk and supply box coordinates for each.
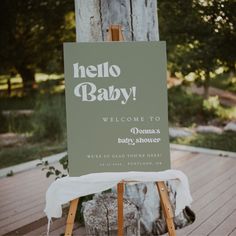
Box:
[7,77,11,97]
[83,193,140,236]
[17,66,36,94]
[74,0,159,42]
[74,0,164,234]
[203,73,210,99]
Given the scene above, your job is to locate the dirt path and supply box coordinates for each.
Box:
[188,85,236,106]
[167,76,236,106]
[0,133,27,148]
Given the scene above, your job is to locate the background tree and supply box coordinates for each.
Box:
[158,0,236,98]
[0,0,75,93]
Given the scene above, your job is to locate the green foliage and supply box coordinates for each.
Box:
[168,86,205,126]
[0,95,35,133]
[32,94,66,141]
[1,113,33,134]
[0,0,75,91]
[0,96,35,110]
[210,73,236,93]
[37,77,65,94]
[202,95,236,121]
[171,131,236,152]
[215,106,236,122]
[6,170,14,177]
[76,195,94,225]
[159,0,236,94]
[59,154,69,170]
[0,73,66,136]
[203,96,220,116]
[0,142,66,168]
[39,154,93,225]
[168,86,236,126]
[38,154,68,179]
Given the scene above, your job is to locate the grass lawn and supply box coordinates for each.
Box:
[171,131,236,152]
[0,91,67,169]
[0,141,66,169]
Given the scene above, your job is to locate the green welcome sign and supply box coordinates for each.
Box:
[64,42,170,176]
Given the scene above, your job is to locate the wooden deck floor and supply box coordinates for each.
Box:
[0,149,236,235]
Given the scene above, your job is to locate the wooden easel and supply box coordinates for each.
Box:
[64,25,176,236]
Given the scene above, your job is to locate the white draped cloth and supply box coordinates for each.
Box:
[44,170,192,222]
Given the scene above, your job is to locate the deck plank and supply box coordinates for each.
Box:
[24,217,67,236]
[229,227,236,236]
[190,157,234,190]
[209,210,236,236]
[0,168,55,235]
[177,180,236,235]
[192,163,236,201]
[172,153,206,170]
[1,149,236,235]
[192,197,236,235]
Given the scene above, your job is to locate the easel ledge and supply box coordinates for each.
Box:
[64,25,176,236]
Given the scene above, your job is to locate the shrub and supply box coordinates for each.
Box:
[171,131,236,152]
[168,86,205,126]
[202,96,220,120]
[203,96,220,111]
[38,154,68,179]
[7,112,33,133]
[0,109,33,133]
[39,155,93,225]
[32,94,66,141]
[0,95,35,134]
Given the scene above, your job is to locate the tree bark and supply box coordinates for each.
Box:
[17,66,35,94]
[7,77,11,97]
[74,0,163,234]
[74,0,159,42]
[203,73,210,99]
[83,193,140,236]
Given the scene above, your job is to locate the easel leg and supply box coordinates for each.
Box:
[108,25,124,235]
[156,182,176,236]
[117,182,124,236]
[64,198,79,236]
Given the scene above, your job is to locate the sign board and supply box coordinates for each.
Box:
[64,42,170,176]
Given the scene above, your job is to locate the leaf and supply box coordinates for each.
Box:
[46,171,53,178]
[6,170,14,177]
[63,163,68,170]
[55,170,61,176]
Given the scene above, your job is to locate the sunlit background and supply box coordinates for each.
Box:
[0,0,235,170]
